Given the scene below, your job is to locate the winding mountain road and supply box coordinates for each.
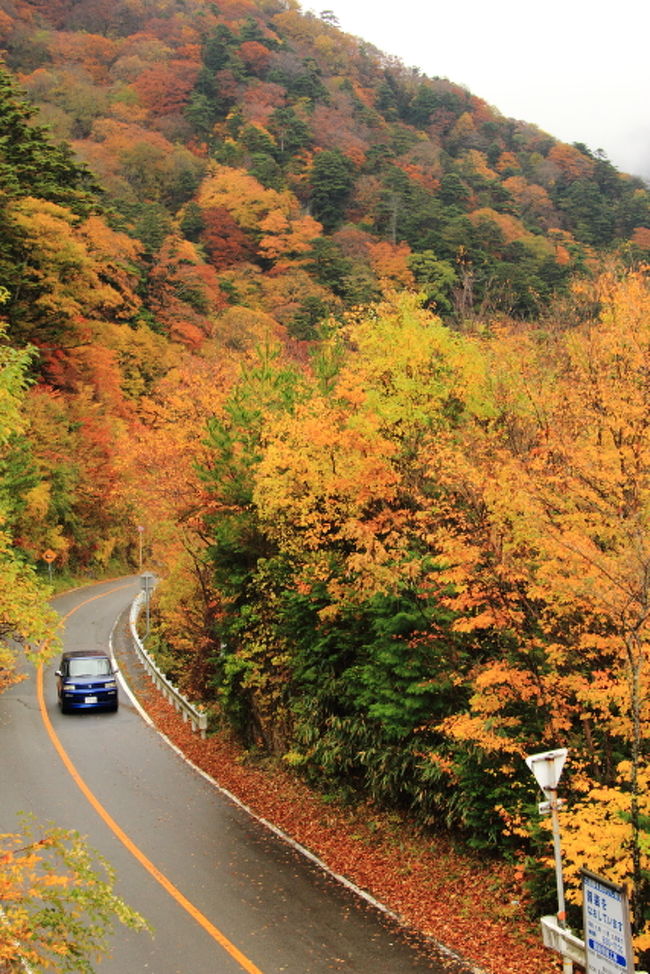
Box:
[0,578,468,973]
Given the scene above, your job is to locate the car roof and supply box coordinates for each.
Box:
[61,650,110,659]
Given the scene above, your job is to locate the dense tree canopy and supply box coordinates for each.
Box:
[0,0,649,965]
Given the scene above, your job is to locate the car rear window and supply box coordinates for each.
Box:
[68,657,112,677]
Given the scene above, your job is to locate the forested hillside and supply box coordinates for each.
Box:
[1,0,650,960]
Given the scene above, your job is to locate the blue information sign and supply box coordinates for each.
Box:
[582,870,634,974]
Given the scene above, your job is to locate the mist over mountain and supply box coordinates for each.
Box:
[0,0,647,343]
[320,0,650,187]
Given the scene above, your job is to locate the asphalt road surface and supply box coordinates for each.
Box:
[0,577,474,974]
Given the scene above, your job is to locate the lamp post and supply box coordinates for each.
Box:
[526,748,572,974]
[137,525,144,571]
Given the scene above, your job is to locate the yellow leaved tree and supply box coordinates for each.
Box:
[436,270,650,948]
[0,325,58,689]
[0,321,148,968]
[1,818,149,972]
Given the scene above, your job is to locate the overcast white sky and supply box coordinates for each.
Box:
[310,0,650,180]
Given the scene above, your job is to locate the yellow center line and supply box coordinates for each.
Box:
[38,583,264,974]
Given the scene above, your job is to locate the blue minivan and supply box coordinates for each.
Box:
[56,650,119,713]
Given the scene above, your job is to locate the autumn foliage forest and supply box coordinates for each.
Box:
[1,0,650,960]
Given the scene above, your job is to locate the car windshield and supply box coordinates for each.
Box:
[67,657,112,677]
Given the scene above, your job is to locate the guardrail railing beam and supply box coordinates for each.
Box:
[129,593,208,738]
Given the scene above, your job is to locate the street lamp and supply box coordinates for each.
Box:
[137,525,144,571]
[526,748,572,974]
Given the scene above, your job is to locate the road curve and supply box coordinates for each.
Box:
[0,578,469,974]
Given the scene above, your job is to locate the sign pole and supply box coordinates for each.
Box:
[526,749,572,973]
[550,792,572,974]
[42,549,57,584]
[140,572,155,642]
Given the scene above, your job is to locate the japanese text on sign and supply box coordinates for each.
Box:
[582,870,634,974]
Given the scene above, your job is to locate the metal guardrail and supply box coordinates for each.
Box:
[541,915,586,968]
[541,915,647,974]
[129,592,208,738]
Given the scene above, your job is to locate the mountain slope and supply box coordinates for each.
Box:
[0,0,647,338]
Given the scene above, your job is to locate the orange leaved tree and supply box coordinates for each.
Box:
[0,327,148,967]
[438,270,650,948]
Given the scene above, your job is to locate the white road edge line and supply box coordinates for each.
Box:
[109,615,153,727]
[109,609,485,974]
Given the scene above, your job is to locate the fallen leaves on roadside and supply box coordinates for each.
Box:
[131,674,559,974]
